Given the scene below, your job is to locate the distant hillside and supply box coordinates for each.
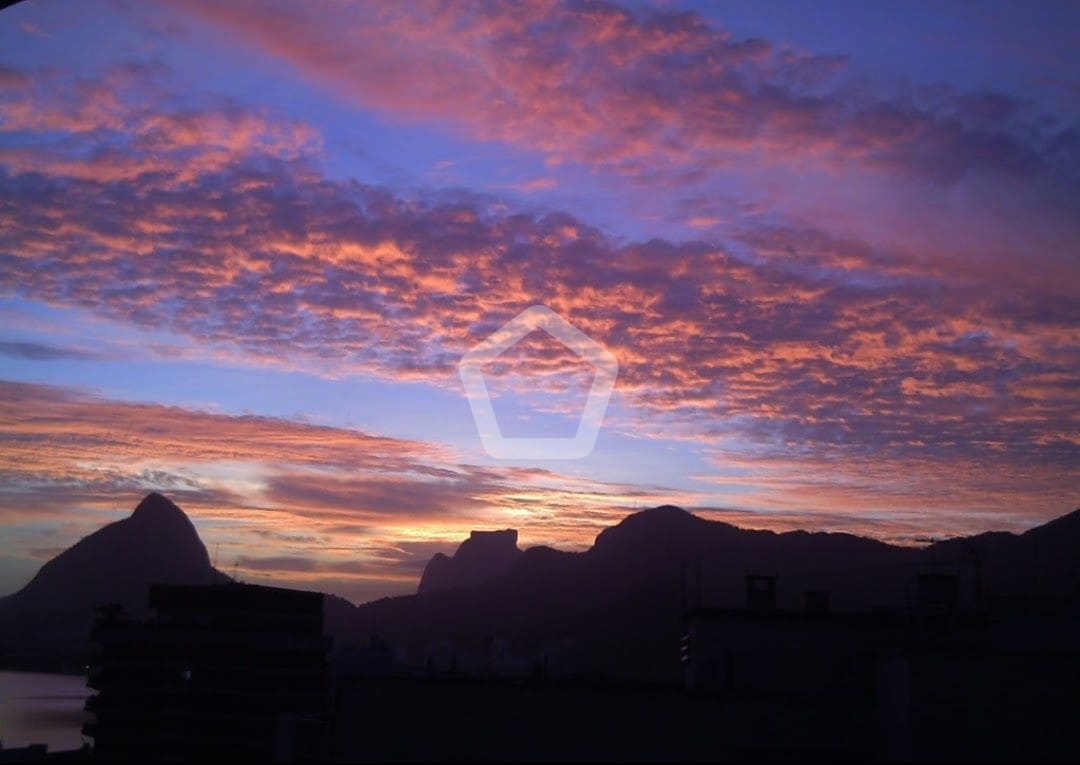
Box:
[0,493,227,671]
[3,491,1077,680]
[345,505,1080,682]
[418,529,522,594]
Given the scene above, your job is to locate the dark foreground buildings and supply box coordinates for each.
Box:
[681,573,1080,760]
[79,574,1078,762]
[83,583,329,762]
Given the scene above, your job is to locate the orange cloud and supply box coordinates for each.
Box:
[0,58,1076,599]
[0,381,677,601]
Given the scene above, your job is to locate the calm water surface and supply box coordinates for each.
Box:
[0,670,89,752]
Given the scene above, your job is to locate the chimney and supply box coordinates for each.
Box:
[745,574,777,611]
[804,590,830,613]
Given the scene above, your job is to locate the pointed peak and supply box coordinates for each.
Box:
[131,492,187,521]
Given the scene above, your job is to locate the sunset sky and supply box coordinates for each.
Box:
[0,0,1077,603]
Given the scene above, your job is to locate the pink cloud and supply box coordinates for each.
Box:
[0,380,676,599]
[0,60,1076,568]
[165,0,1074,188]
[153,0,1080,302]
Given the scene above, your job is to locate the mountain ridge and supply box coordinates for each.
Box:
[4,493,1078,678]
[0,492,227,671]
[418,528,521,594]
[351,502,1079,681]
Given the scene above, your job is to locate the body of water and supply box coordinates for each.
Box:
[0,670,90,752]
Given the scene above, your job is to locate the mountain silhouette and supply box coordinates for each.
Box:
[418,529,521,594]
[341,504,1080,681]
[0,492,226,670]
[929,507,1080,599]
[3,493,1078,679]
